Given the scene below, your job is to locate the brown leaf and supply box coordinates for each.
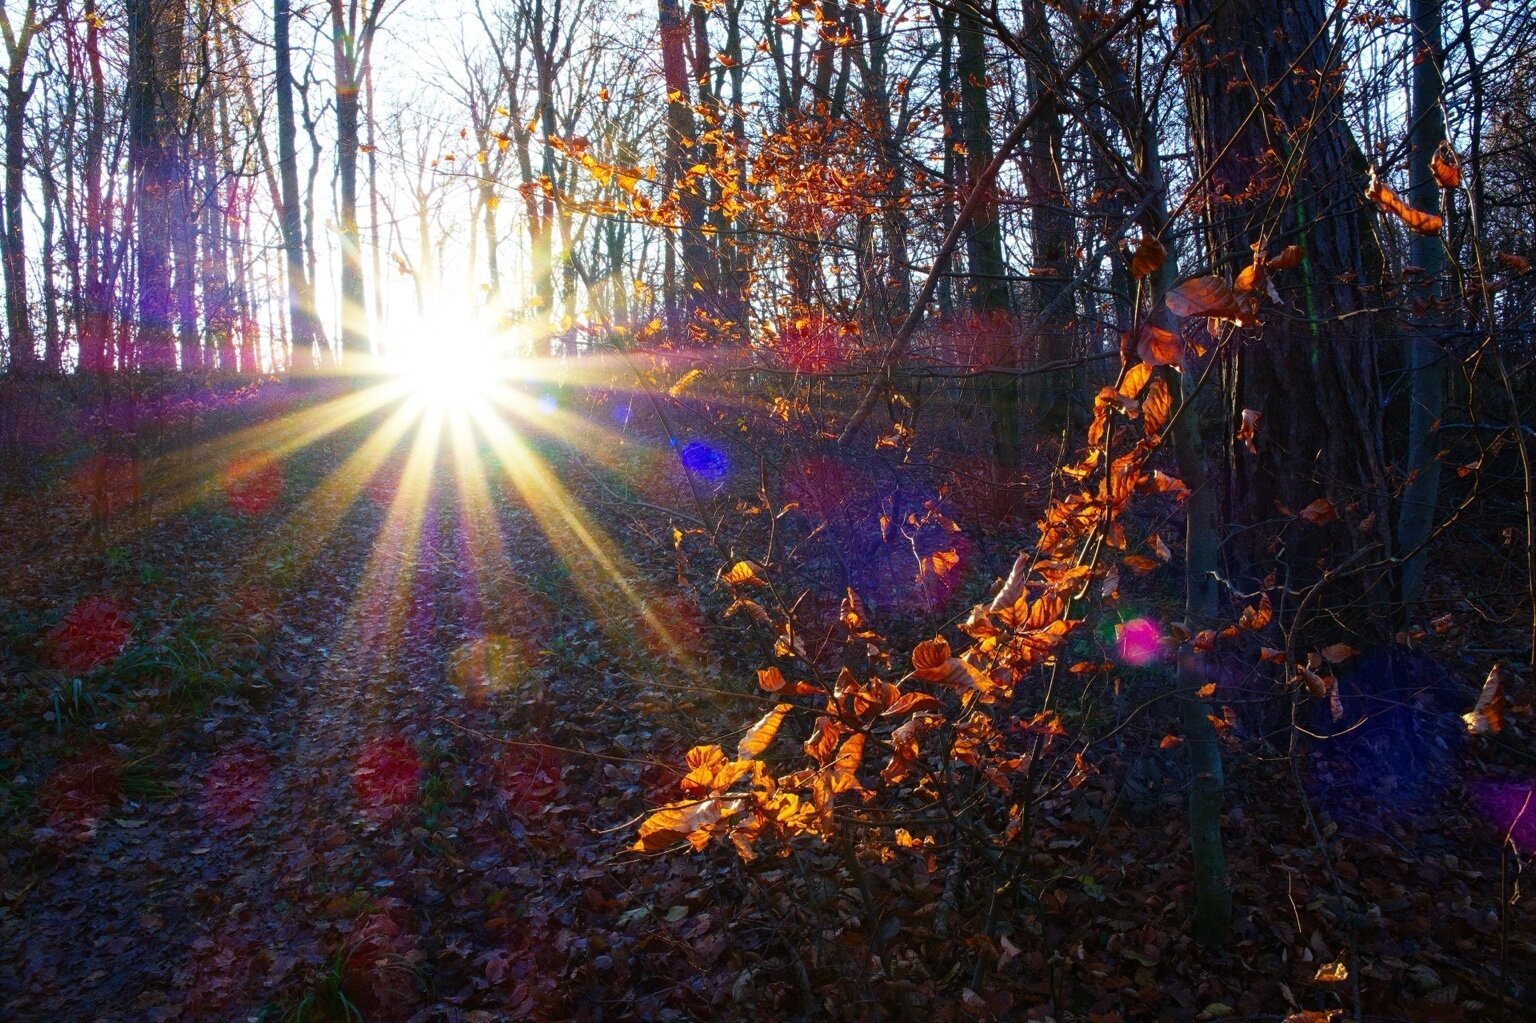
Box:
[1130,235,1166,279]
[1239,594,1274,631]
[633,798,729,852]
[1196,682,1217,698]
[1237,408,1261,454]
[911,637,953,682]
[1284,1011,1343,1023]
[1315,960,1349,983]
[1298,498,1337,526]
[1318,643,1358,664]
[884,691,942,717]
[722,561,763,586]
[1143,374,1172,436]
[1269,244,1305,271]
[1118,360,1152,399]
[1463,663,1506,735]
[738,704,792,759]
[1136,323,1183,368]
[1366,169,1443,235]
[1430,149,1461,189]
[1166,275,1241,319]
[1496,252,1531,274]
[1159,734,1184,749]
[757,667,788,692]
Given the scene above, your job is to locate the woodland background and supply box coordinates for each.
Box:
[0,0,1534,1021]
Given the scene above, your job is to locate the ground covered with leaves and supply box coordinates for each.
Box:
[0,381,1531,1022]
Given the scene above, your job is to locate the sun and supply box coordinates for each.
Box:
[383,314,528,414]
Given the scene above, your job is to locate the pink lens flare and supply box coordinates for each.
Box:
[1116,617,1163,666]
[199,743,272,829]
[1475,780,1536,854]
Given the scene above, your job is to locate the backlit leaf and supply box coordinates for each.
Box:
[1430,148,1461,188]
[738,703,792,759]
[1136,323,1183,367]
[1463,663,1506,735]
[1366,169,1443,235]
[1130,236,1166,280]
[1166,275,1241,319]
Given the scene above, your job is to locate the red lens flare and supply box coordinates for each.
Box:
[352,735,420,822]
[43,595,132,675]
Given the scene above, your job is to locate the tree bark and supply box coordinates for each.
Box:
[1398,0,1447,609]
[127,0,186,372]
[1179,0,1393,646]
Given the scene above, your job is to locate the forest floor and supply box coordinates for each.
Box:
[0,380,1532,1023]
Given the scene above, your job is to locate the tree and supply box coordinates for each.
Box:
[277,0,320,373]
[127,0,187,372]
[1178,0,1394,647]
[327,0,387,368]
[1,0,47,374]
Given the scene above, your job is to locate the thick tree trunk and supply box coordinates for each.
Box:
[1180,0,1393,646]
[128,0,186,372]
[957,12,1020,518]
[276,0,317,373]
[3,46,34,373]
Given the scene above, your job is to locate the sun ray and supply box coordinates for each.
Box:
[464,399,694,668]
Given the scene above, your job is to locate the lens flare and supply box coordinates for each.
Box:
[1116,617,1163,666]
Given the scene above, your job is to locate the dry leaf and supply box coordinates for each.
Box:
[737,704,792,759]
[1430,148,1461,189]
[1298,498,1337,526]
[1315,960,1349,983]
[1237,408,1261,454]
[1366,168,1443,235]
[1166,275,1241,319]
[1130,236,1167,279]
[1463,663,1506,735]
[1269,244,1305,271]
[1137,323,1184,367]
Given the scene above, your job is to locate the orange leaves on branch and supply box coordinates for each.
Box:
[1463,663,1506,735]
[1238,593,1273,631]
[1366,168,1443,235]
[911,636,991,693]
[633,797,734,852]
[1130,235,1166,280]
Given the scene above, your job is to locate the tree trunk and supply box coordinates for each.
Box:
[1398,0,1447,609]
[1179,0,1393,647]
[276,0,317,373]
[127,0,186,372]
[2,9,36,374]
[957,12,1020,518]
